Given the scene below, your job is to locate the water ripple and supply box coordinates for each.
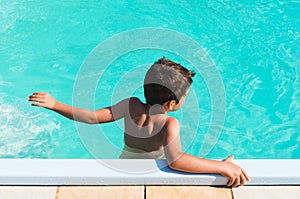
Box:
[0,98,61,158]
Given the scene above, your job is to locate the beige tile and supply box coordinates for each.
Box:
[56,186,144,199]
[0,186,57,199]
[146,186,232,199]
[233,186,300,199]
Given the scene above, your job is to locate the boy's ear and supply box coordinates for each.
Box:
[166,100,176,110]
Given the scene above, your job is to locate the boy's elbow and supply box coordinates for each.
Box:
[168,162,178,170]
[85,117,99,124]
[168,160,183,170]
[167,155,184,171]
[77,115,98,124]
[85,111,99,124]
[75,118,96,124]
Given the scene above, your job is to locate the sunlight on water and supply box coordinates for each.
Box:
[0,97,60,158]
[0,0,299,158]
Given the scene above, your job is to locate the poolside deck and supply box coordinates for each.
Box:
[1,159,300,198]
[0,186,300,199]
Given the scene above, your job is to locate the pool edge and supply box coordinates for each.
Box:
[0,159,299,185]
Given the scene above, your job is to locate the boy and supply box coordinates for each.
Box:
[28,57,250,187]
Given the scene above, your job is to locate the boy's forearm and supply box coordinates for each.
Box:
[169,153,250,187]
[52,101,97,124]
[168,153,224,175]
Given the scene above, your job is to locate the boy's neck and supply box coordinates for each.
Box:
[147,104,167,115]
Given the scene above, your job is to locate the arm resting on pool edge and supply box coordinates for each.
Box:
[28,92,127,124]
[163,117,250,187]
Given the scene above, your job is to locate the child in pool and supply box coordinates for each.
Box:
[28,57,250,187]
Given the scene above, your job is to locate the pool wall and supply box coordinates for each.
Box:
[1,159,299,185]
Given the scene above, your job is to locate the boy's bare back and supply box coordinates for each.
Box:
[123,97,166,152]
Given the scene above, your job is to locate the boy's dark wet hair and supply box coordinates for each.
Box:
[144,57,195,105]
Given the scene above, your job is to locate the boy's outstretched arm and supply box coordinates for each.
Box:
[163,117,250,188]
[28,92,126,124]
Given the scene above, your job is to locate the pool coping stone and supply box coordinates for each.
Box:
[0,159,299,185]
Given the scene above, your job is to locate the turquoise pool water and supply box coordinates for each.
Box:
[0,0,299,159]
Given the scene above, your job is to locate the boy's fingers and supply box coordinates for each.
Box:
[227,178,235,187]
[32,102,47,108]
[30,92,46,98]
[28,96,37,100]
[33,92,45,95]
[232,176,240,188]
[28,97,46,103]
[242,169,250,181]
[32,94,43,98]
[240,174,246,186]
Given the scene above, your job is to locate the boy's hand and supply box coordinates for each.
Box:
[221,155,250,187]
[28,92,57,110]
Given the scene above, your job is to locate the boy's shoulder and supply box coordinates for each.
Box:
[126,97,145,111]
[128,97,144,106]
[128,97,142,103]
[118,97,142,105]
[164,116,180,137]
[165,116,179,126]
[165,116,180,130]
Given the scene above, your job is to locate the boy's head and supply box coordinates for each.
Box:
[144,57,195,107]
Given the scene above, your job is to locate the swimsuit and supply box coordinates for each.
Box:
[119,144,165,159]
